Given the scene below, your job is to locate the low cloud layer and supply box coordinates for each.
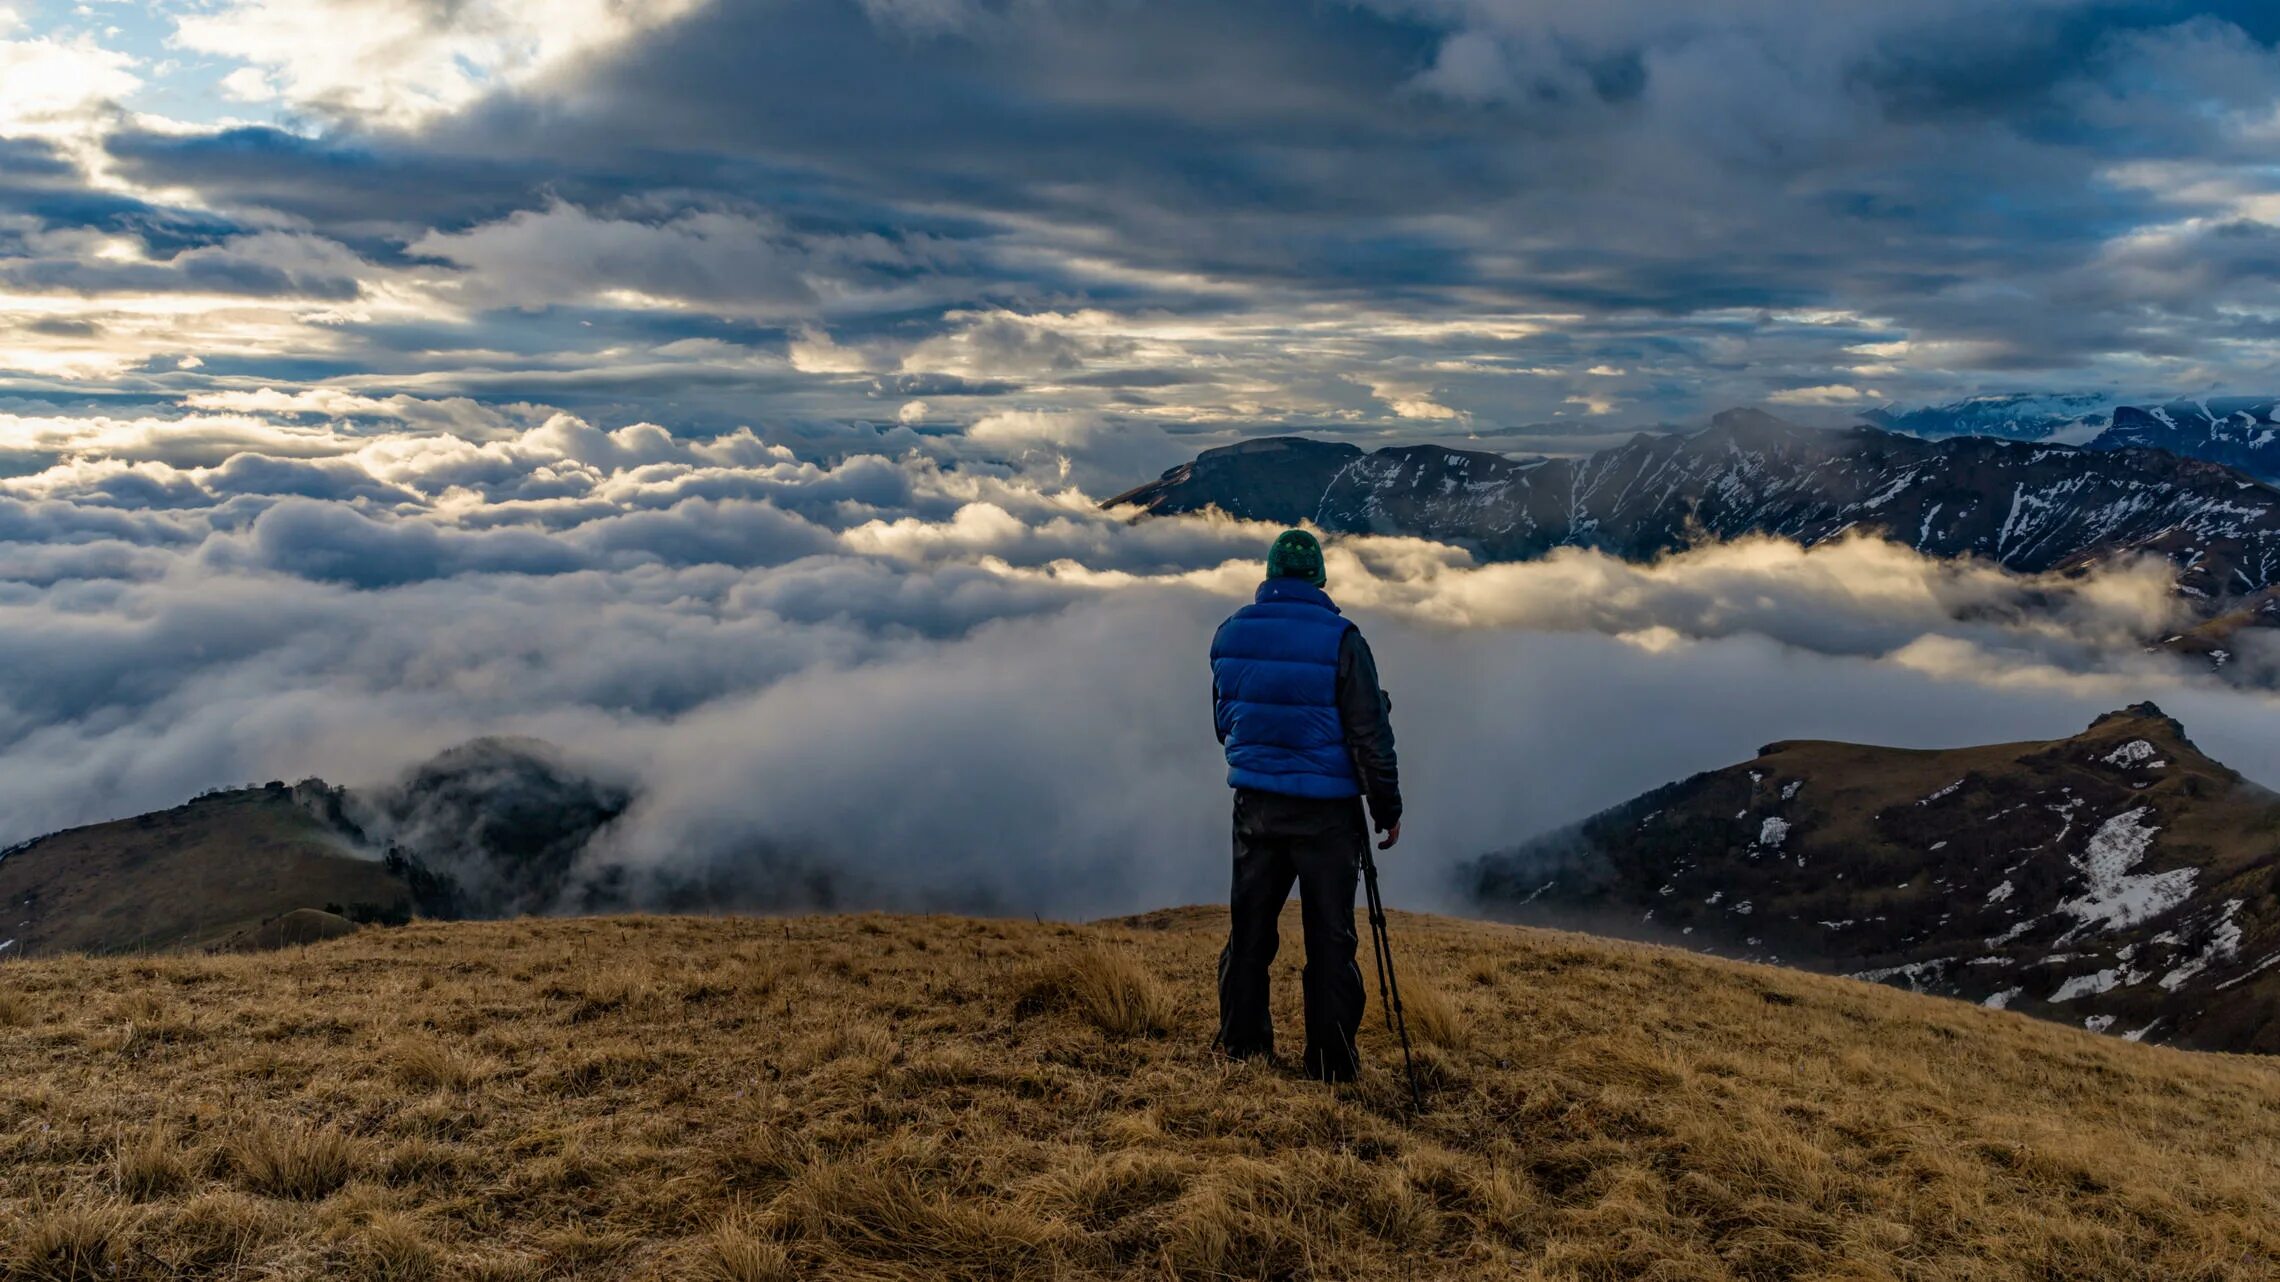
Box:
[8,397,2280,918]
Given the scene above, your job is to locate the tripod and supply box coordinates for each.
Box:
[1360,844,1425,1111]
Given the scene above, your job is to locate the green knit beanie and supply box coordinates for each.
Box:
[1265,529,1327,587]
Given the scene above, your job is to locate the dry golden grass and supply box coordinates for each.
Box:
[1,908,2277,1279]
[110,1121,194,1201]
[1019,944,1177,1039]
[226,1119,361,1202]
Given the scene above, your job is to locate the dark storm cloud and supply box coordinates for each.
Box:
[0,252,362,301]
[103,126,549,240]
[46,0,2276,433]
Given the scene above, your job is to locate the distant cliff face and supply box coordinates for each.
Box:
[1108,411,2280,606]
[1465,705,2280,1055]
[2091,399,2280,484]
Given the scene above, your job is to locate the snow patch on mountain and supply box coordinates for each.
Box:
[1851,959,1950,990]
[2158,899,2244,992]
[2058,809,2196,933]
[2052,968,2126,1002]
[1921,779,1964,806]
[2101,740,2161,768]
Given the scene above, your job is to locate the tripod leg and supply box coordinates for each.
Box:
[1365,882,1395,1034]
[1362,854,1426,1112]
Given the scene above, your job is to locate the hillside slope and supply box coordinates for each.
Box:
[0,785,410,957]
[4,913,2278,1279]
[1469,705,2280,1055]
[0,738,638,958]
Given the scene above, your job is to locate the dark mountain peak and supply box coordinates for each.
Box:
[1103,435,1367,521]
[1372,441,1497,462]
[2094,699,2172,726]
[2084,702,2197,753]
[1194,435,1363,463]
[348,737,633,919]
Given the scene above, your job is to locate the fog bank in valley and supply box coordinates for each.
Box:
[7,404,2277,918]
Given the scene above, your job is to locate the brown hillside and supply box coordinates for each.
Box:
[1473,705,2280,1054]
[0,787,410,958]
[3,911,2277,1279]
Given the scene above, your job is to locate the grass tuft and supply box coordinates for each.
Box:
[1022,944,1175,1038]
[1399,976,1469,1051]
[149,1190,284,1272]
[332,1210,439,1281]
[111,1120,194,1200]
[389,1037,489,1091]
[681,1219,797,1282]
[228,1119,359,1200]
[4,1198,139,1282]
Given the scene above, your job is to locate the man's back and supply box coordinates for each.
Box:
[1211,575,1402,831]
[1208,529,1401,1083]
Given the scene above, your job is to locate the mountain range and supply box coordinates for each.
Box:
[1466,704,2280,1055]
[1865,394,2280,483]
[1113,410,2280,609]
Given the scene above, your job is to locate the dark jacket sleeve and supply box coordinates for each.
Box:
[1337,628,1402,828]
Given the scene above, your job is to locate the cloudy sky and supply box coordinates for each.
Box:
[6,0,2280,441]
[8,1,2280,916]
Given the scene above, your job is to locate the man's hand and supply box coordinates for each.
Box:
[1377,821,1401,851]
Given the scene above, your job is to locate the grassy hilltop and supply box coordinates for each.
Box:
[3,909,2278,1280]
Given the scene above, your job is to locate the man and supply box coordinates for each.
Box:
[1209,528,1402,1083]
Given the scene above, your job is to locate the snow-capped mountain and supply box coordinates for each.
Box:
[2092,399,2280,482]
[1863,393,2116,445]
[1464,704,2280,1054]
[1867,395,2280,483]
[1107,409,2280,607]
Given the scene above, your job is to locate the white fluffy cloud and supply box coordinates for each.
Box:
[0,30,136,133]
[172,0,711,125]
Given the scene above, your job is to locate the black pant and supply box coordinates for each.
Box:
[1216,789,1367,1082]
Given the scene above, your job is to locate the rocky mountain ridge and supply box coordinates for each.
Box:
[1108,410,2280,616]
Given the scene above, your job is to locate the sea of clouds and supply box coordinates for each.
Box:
[8,398,2280,918]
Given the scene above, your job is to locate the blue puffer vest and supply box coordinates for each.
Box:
[1211,578,1360,798]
